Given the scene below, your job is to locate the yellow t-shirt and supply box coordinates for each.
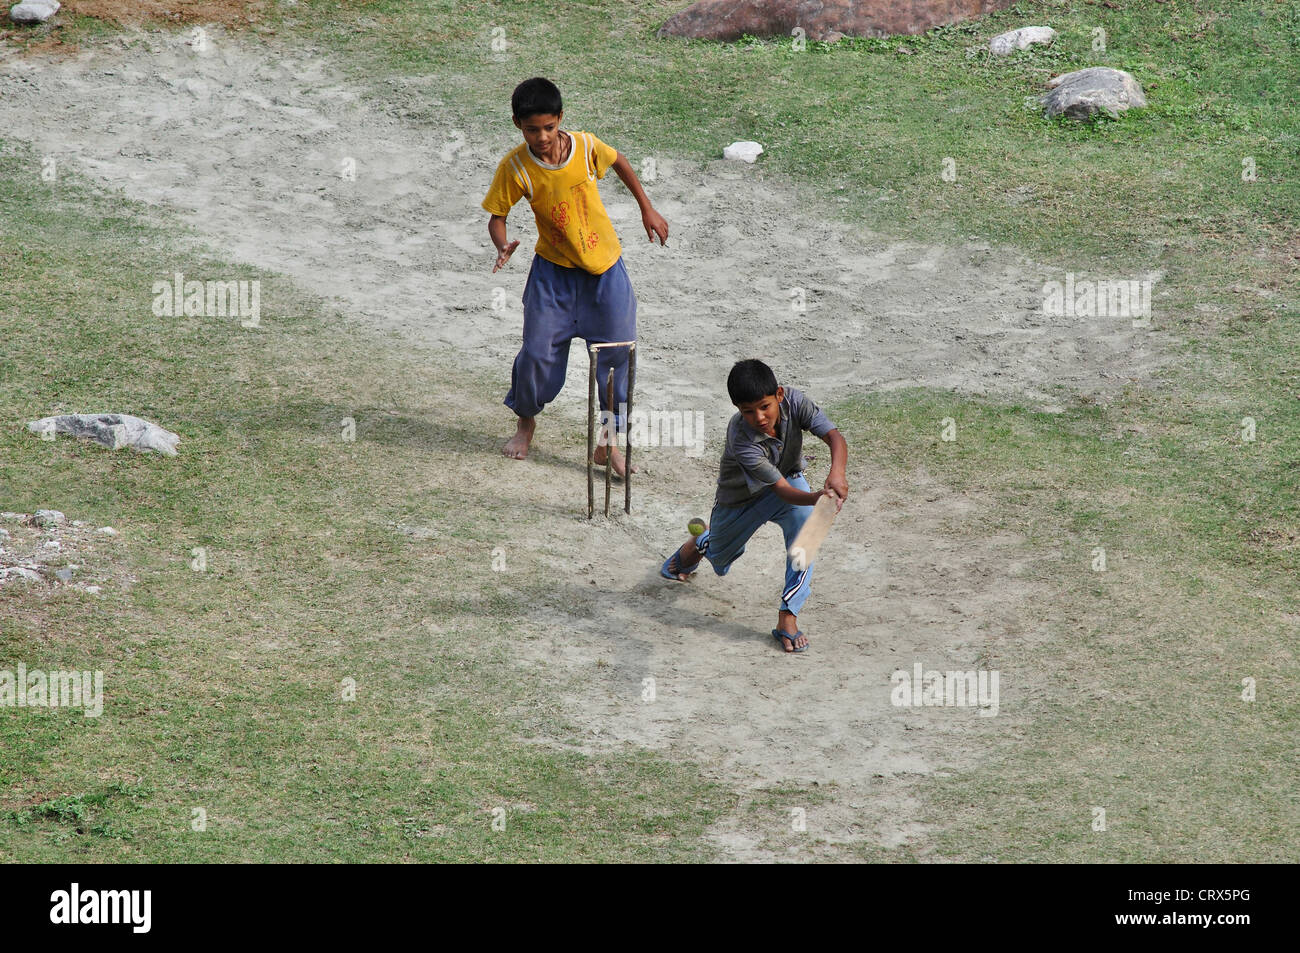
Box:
[482,130,623,275]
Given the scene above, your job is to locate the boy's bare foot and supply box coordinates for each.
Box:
[775,610,808,653]
[503,416,535,460]
[592,443,639,477]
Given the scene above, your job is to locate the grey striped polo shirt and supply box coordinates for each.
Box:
[715,386,836,507]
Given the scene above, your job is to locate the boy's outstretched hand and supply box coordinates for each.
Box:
[493,239,520,273]
[642,208,669,245]
[610,153,669,246]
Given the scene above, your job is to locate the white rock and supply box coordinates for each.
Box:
[83,585,103,594]
[10,1,60,25]
[28,413,181,455]
[0,566,43,583]
[723,141,764,163]
[97,526,119,536]
[33,509,65,526]
[0,528,8,539]
[1,513,24,521]
[989,26,1056,56]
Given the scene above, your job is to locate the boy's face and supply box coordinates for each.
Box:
[513,112,563,156]
[736,387,784,437]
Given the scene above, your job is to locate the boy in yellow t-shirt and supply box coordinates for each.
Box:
[483,77,669,472]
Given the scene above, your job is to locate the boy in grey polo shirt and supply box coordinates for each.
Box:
[660,360,849,653]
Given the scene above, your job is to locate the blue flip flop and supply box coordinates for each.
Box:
[772,629,810,653]
[660,548,700,581]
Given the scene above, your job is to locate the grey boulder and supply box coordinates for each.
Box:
[32,509,65,527]
[28,413,181,456]
[1041,67,1147,120]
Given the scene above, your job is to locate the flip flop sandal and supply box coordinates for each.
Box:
[772,629,810,653]
[660,548,701,581]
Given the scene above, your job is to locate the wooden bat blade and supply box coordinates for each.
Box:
[789,494,839,571]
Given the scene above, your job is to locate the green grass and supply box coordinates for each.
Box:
[827,382,1297,860]
[2,0,1298,861]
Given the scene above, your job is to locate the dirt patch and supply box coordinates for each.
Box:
[1,1,266,56]
[0,27,1159,856]
[507,457,1043,856]
[2,1,266,54]
[63,1,266,27]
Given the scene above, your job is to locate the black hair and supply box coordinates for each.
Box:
[512,78,563,120]
[727,359,779,406]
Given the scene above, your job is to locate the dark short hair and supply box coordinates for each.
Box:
[512,77,563,120]
[727,359,779,406]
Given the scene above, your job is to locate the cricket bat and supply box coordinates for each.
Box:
[789,491,840,572]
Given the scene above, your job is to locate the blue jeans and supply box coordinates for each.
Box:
[505,255,637,430]
[695,474,817,616]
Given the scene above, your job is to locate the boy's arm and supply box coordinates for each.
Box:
[770,478,825,508]
[768,430,849,509]
[820,429,849,504]
[610,153,669,245]
[488,214,520,273]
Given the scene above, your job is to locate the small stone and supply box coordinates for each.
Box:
[33,509,65,527]
[0,567,43,583]
[1,512,25,521]
[723,140,764,163]
[72,520,87,527]
[83,585,103,595]
[97,526,119,535]
[42,540,61,550]
[55,568,74,582]
[10,1,60,25]
[989,26,1056,56]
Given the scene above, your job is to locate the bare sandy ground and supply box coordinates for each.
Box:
[1,28,1165,858]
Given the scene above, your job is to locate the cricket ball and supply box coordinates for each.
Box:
[688,517,707,537]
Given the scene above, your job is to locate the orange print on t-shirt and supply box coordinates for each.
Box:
[570,185,590,231]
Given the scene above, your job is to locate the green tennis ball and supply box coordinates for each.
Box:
[688,518,707,537]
